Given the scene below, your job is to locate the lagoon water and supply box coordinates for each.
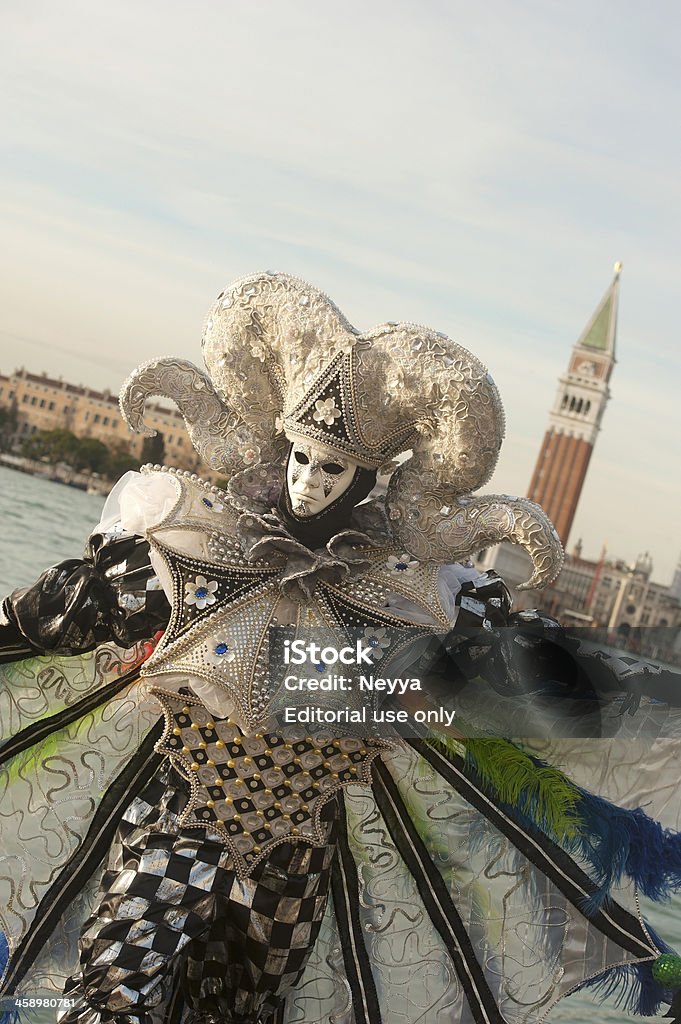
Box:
[0,465,105,594]
[0,465,679,1022]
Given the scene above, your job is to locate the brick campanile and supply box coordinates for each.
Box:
[528,264,620,546]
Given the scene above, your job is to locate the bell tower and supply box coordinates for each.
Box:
[527,263,620,546]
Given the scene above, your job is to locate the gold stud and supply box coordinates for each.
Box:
[331,772,339,779]
[323,761,331,769]
[255,733,264,740]
[264,823,272,830]
[332,740,340,747]
[284,743,293,750]
[350,767,357,774]
[291,827,300,835]
[232,736,242,745]
[293,757,301,765]
[235,779,244,786]
[225,796,233,804]
[302,770,310,777]
[243,756,253,764]
[227,759,236,768]
[253,773,261,780]
[172,727,181,736]
[264,749,273,756]
[206,721,215,729]
[234,813,241,821]
[190,723,200,731]
[254,845,261,853]
[215,740,225,749]
[282,813,290,820]
[198,741,207,749]
[274,801,281,809]
[264,788,272,795]
[206,800,215,808]
[256,810,264,817]
[182,746,190,754]
[301,804,309,812]
[242,830,250,837]
[190,763,199,771]
[182,706,191,714]
[207,759,216,767]
[214,778,223,786]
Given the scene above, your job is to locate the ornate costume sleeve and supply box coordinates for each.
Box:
[423,568,681,733]
[0,525,170,662]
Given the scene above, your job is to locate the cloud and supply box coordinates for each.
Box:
[1,0,680,580]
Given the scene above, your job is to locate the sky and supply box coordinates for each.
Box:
[1,0,680,583]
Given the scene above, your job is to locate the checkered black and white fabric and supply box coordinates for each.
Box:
[60,768,338,1024]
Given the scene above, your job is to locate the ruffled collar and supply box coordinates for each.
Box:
[227,463,393,601]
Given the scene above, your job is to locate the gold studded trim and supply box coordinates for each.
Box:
[151,687,393,880]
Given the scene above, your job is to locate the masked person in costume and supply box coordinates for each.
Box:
[2,272,681,1024]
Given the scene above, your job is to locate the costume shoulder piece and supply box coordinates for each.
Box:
[131,465,451,733]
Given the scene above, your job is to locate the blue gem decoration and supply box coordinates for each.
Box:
[395,562,408,570]
[195,587,209,599]
[315,662,325,673]
[215,642,230,655]
[202,498,214,508]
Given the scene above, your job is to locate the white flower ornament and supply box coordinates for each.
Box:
[184,575,218,610]
[386,553,419,576]
[363,626,391,661]
[312,398,342,426]
[207,639,237,666]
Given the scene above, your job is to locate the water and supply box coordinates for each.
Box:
[0,467,680,1022]
[0,465,105,594]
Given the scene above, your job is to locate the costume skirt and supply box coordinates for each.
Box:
[2,645,681,1023]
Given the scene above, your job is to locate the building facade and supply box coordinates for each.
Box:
[527,264,621,546]
[477,541,681,665]
[0,368,203,474]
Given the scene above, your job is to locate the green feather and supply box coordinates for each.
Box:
[427,732,583,842]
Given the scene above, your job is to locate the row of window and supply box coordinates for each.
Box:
[560,394,592,415]
[21,395,57,411]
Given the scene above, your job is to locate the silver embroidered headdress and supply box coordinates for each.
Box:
[120,271,563,588]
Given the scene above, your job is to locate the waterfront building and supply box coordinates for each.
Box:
[0,368,202,474]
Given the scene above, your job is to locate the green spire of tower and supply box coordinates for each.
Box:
[575,261,621,354]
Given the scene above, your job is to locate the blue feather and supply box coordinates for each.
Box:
[571,790,681,911]
[574,957,677,1018]
[463,744,681,910]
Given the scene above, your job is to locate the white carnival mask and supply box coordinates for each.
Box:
[286,441,360,517]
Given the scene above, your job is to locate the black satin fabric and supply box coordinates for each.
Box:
[1,531,170,659]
